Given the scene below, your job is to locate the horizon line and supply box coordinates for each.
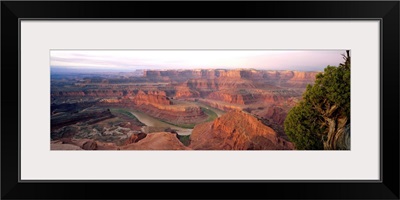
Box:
[50,66,325,72]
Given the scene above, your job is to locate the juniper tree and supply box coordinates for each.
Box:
[284,51,350,150]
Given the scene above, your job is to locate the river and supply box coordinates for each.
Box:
[191,101,225,117]
[128,110,193,135]
[171,99,226,117]
[128,101,225,136]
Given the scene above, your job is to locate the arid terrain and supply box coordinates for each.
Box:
[51,69,318,150]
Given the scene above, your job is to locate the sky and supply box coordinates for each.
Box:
[50,50,347,72]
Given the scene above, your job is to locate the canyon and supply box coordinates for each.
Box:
[51,69,318,150]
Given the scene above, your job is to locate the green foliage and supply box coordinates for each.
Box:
[284,102,325,150]
[304,65,350,118]
[284,53,350,150]
[201,107,218,122]
[111,108,139,120]
[178,135,191,146]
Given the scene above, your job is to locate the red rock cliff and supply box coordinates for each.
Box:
[190,110,294,150]
[132,90,172,106]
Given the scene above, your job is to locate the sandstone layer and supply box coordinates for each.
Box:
[190,110,294,150]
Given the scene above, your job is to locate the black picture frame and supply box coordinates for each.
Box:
[1,1,399,199]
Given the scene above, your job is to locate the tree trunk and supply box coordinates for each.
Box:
[324,118,337,150]
[323,116,350,150]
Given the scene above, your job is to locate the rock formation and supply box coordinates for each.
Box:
[81,140,98,150]
[125,132,147,144]
[190,110,294,150]
[121,132,190,150]
[132,90,172,106]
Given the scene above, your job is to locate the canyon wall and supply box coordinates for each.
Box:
[143,69,319,87]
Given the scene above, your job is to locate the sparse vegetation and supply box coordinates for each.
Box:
[178,135,191,146]
[201,107,218,122]
[92,124,102,131]
[110,108,140,120]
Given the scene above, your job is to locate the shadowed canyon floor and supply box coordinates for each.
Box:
[51,69,318,150]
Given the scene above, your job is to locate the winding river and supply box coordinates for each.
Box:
[128,110,193,135]
[127,101,225,136]
[192,101,225,117]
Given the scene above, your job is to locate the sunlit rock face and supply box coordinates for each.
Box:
[190,110,294,150]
